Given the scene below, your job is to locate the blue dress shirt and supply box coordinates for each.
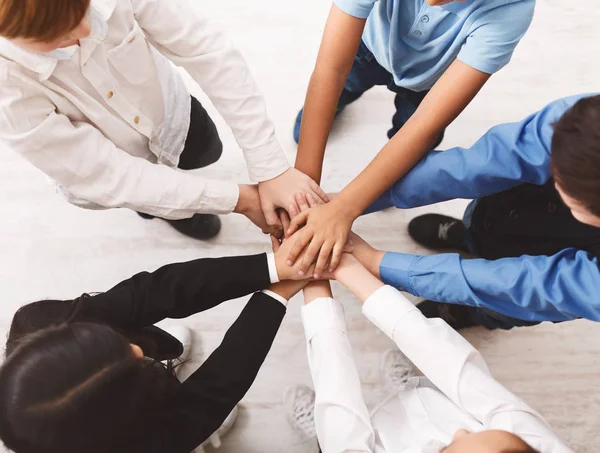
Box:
[371,93,600,322]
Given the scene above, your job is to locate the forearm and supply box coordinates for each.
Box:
[335,257,384,302]
[380,250,600,322]
[180,292,285,447]
[303,280,334,304]
[337,113,445,216]
[295,68,347,181]
[302,298,375,453]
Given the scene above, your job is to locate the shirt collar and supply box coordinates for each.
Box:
[440,1,473,13]
[0,0,116,81]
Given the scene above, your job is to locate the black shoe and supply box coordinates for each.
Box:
[417,300,477,330]
[408,214,469,252]
[138,212,221,240]
[166,214,221,240]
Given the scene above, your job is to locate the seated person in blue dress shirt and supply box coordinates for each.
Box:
[286,0,535,276]
[348,94,600,330]
[284,253,571,453]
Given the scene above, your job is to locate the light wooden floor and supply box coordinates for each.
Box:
[1,0,599,451]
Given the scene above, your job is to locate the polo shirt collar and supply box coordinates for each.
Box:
[0,0,116,81]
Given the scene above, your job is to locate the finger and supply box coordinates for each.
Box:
[328,241,345,272]
[279,210,291,233]
[300,238,323,275]
[287,230,313,266]
[287,211,310,236]
[310,181,330,204]
[295,192,310,213]
[271,226,284,240]
[306,193,319,208]
[314,241,334,277]
[270,234,281,253]
[288,203,299,220]
[342,242,354,253]
[262,204,282,229]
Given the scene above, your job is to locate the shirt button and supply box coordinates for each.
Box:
[107,91,114,99]
[414,30,423,37]
[421,15,430,23]
[134,116,140,125]
[509,210,520,221]
[548,203,557,214]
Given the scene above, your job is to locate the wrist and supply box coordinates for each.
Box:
[268,280,307,300]
[332,194,362,220]
[234,184,254,214]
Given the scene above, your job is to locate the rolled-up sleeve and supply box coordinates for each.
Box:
[131,0,290,182]
[0,79,239,217]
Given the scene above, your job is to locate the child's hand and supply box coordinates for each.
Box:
[258,168,329,227]
[235,184,280,236]
[272,231,316,281]
[285,200,355,277]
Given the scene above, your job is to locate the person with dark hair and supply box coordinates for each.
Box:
[341,94,600,330]
[284,254,568,452]
[0,234,314,453]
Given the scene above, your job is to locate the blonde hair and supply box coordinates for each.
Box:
[0,0,90,42]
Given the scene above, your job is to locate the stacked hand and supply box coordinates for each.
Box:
[285,199,356,277]
[258,168,329,230]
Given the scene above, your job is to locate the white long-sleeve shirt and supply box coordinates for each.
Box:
[0,0,289,218]
[301,286,573,453]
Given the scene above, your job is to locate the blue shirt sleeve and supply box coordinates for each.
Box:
[366,94,592,214]
[380,249,600,323]
[333,0,378,19]
[458,1,535,74]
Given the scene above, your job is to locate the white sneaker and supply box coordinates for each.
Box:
[194,405,239,452]
[283,385,317,440]
[161,324,193,361]
[380,349,415,392]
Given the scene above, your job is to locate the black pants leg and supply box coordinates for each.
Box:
[137,96,223,221]
[177,96,223,170]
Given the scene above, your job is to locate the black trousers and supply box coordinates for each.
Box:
[466,182,600,330]
[177,96,223,171]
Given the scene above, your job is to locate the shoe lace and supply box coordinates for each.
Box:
[291,392,317,438]
[438,221,458,241]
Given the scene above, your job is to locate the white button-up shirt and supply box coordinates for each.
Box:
[301,287,573,453]
[0,0,289,218]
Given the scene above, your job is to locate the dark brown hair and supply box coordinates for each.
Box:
[0,0,90,42]
[551,95,600,217]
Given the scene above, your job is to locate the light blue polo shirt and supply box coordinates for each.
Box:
[334,0,535,92]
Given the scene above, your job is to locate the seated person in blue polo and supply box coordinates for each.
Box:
[287,0,536,277]
[350,93,600,330]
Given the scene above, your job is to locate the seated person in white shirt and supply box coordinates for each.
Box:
[284,246,572,453]
[0,0,327,240]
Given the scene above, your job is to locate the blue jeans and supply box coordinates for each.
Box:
[341,41,433,140]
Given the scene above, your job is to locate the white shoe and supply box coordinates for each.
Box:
[380,349,415,392]
[283,385,317,440]
[161,324,193,361]
[194,405,239,452]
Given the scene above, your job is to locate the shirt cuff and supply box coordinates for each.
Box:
[195,179,240,214]
[362,286,417,339]
[261,289,289,307]
[243,138,290,183]
[266,253,279,284]
[301,298,347,342]
[379,252,416,292]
